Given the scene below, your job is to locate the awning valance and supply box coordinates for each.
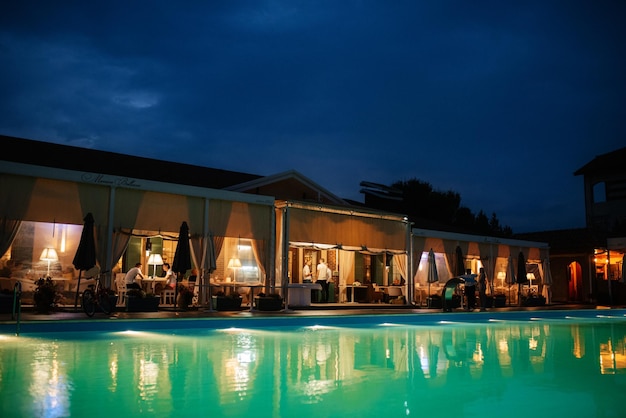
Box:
[286,206,407,251]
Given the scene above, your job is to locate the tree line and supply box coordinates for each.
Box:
[360,178,513,237]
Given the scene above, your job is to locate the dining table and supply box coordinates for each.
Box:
[342,285,368,303]
[209,281,265,310]
[139,277,167,293]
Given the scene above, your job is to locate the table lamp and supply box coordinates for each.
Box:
[227,257,241,281]
[147,253,163,278]
[40,247,58,277]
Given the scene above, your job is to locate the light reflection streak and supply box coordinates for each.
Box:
[109,352,118,392]
[29,343,70,418]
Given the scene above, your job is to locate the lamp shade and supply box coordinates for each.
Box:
[147,253,163,265]
[40,247,58,261]
[227,258,242,269]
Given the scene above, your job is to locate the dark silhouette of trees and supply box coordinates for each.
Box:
[361,178,512,237]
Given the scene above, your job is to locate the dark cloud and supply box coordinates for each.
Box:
[1,1,625,233]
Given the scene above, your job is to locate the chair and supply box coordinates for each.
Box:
[387,286,403,303]
[370,284,384,303]
[115,273,127,306]
[237,286,251,306]
[161,287,176,306]
[187,279,199,306]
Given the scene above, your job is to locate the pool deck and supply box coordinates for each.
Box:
[3,301,626,334]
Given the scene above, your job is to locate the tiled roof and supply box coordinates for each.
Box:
[1,134,262,189]
[574,146,626,176]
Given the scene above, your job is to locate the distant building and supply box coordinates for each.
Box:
[517,147,626,305]
[575,146,626,235]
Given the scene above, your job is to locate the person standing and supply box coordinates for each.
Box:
[462,268,477,310]
[316,258,330,303]
[478,267,488,312]
[303,259,313,282]
[125,262,145,290]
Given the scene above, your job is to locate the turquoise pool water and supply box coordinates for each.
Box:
[1,312,626,417]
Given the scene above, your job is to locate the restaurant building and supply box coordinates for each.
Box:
[1,134,549,309]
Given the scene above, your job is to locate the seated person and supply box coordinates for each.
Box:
[188,268,198,284]
[124,263,145,290]
[163,263,176,289]
[155,263,176,294]
[184,268,199,295]
[392,277,406,286]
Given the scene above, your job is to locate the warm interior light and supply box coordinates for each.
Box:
[227,257,242,281]
[40,247,59,261]
[227,258,242,269]
[40,247,58,277]
[60,225,66,253]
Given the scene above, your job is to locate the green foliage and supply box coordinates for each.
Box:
[177,284,194,305]
[34,277,60,313]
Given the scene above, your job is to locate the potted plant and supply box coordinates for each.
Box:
[176,284,194,310]
[212,291,243,311]
[33,277,60,314]
[254,292,283,311]
[125,288,160,312]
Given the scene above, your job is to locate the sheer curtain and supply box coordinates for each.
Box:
[338,250,355,302]
[110,228,132,273]
[251,238,267,286]
[393,253,408,281]
[0,218,21,260]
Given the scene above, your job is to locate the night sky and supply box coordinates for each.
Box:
[1,1,624,233]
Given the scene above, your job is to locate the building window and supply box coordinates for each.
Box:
[593,182,606,203]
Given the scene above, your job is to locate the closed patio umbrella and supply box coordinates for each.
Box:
[505,255,516,305]
[201,232,217,309]
[172,221,192,309]
[427,248,439,305]
[73,213,97,311]
[455,246,465,277]
[517,251,528,306]
[542,258,553,304]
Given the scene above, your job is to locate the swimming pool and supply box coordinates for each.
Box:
[1,310,626,418]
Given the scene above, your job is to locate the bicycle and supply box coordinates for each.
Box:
[82,272,114,317]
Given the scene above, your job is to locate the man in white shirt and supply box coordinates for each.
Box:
[316,258,330,303]
[303,260,312,282]
[125,262,145,290]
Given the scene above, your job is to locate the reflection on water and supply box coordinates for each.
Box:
[2,318,626,417]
